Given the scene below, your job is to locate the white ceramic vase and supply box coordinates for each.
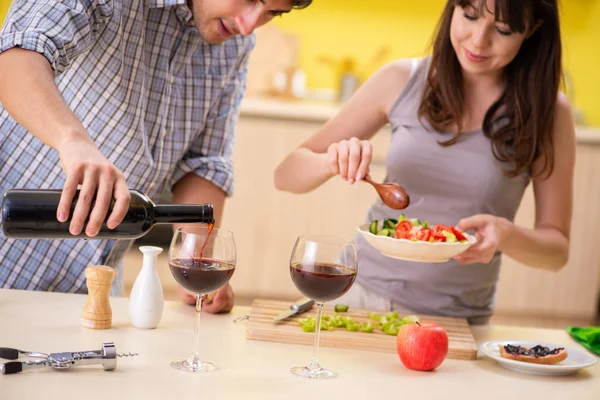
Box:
[129,246,164,329]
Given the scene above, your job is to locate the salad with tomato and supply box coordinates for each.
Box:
[368,214,468,243]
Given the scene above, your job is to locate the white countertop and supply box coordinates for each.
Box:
[0,289,597,400]
[240,97,600,145]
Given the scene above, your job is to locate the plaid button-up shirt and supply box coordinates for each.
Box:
[0,0,255,294]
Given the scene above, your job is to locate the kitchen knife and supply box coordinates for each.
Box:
[273,298,315,322]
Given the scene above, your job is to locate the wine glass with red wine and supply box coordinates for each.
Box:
[168,225,236,373]
[289,235,358,379]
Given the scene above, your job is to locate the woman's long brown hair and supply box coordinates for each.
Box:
[418,0,562,178]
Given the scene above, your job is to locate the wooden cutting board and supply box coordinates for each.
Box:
[246,299,478,360]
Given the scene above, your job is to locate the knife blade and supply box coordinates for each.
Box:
[273,298,315,322]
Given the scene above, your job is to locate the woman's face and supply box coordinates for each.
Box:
[450,0,531,78]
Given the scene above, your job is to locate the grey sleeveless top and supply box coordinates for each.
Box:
[354,58,530,324]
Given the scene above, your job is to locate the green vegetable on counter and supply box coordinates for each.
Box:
[334,304,349,312]
[297,311,420,335]
[345,321,360,332]
[298,317,316,332]
[360,322,375,333]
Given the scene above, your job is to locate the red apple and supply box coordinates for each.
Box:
[396,322,449,371]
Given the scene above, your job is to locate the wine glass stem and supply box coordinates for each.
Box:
[190,294,203,364]
[308,302,324,371]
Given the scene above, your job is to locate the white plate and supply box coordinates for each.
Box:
[357,223,477,263]
[479,340,598,376]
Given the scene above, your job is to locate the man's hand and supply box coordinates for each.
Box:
[56,135,130,236]
[178,284,235,314]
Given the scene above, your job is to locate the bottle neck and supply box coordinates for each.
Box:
[153,204,214,224]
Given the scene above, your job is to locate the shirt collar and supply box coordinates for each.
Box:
[149,0,187,8]
[149,0,193,24]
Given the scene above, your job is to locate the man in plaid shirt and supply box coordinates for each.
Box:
[0,0,311,312]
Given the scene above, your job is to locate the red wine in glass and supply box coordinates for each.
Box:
[288,234,358,380]
[169,257,235,294]
[168,226,236,374]
[290,262,356,302]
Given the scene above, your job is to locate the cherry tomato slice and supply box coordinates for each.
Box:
[398,220,413,231]
[395,226,411,239]
[416,228,433,242]
[432,224,450,233]
[432,232,447,242]
[450,225,467,241]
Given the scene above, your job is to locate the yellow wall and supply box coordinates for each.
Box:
[0,0,9,25]
[274,0,600,126]
[1,1,598,124]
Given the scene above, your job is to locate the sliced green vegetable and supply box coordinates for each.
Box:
[400,315,420,324]
[334,304,349,312]
[321,320,335,331]
[376,228,391,237]
[369,312,382,322]
[298,317,316,332]
[346,321,359,331]
[410,218,421,226]
[442,230,457,243]
[330,314,346,327]
[369,220,379,234]
[360,322,375,333]
[383,218,397,230]
[297,312,420,335]
[383,325,400,335]
[421,220,429,228]
[398,213,406,222]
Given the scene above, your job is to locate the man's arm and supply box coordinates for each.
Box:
[172,173,226,227]
[167,35,255,312]
[0,0,130,236]
[171,173,233,313]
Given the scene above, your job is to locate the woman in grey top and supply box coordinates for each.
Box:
[274,0,575,324]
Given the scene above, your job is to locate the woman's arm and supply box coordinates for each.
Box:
[274,59,413,193]
[499,92,575,270]
[457,93,576,271]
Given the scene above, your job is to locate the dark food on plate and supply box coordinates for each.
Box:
[498,344,568,365]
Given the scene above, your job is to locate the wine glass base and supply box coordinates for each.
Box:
[171,359,219,373]
[290,365,337,379]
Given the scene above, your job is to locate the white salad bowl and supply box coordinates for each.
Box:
[357,223,477,263]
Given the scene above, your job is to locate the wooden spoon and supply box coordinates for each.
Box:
[363,175,410,210]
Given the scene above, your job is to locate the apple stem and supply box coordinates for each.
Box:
[416,321,421,327]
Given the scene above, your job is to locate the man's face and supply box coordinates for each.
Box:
[190,0,295,44]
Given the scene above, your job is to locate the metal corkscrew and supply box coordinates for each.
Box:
[0,342,138,374]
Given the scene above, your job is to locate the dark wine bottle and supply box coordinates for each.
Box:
[1,189,214,240]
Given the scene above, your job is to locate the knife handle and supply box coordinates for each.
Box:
[291,298,315,312]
